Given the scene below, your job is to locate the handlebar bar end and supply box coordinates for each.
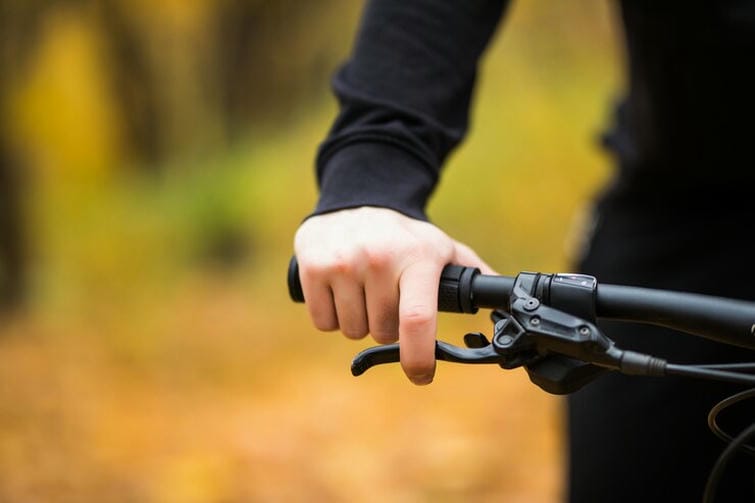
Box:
[288,255,305,303]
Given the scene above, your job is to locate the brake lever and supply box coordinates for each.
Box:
[351,309,542,376]
[349,294,624,395]
[351,339,507,376]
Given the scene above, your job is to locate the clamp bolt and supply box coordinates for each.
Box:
[579,326,591,336]
[530,316,541,326]
[524,299,540,311]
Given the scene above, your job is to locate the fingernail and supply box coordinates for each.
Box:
[411,373,434,386]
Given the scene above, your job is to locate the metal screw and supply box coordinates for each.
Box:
[530,316,541,326]
[579,326,591,336]
[497,335,514,347]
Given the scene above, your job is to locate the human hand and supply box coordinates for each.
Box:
[294,206,494,385]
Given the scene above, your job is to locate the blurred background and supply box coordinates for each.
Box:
[0,1,621,501]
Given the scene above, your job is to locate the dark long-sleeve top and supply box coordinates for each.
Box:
[313,0,755,221]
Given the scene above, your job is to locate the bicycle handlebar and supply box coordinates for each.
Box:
[288,257,755,351]
[288,256,755,498]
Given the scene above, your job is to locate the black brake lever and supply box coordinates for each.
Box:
[351,339,505,376]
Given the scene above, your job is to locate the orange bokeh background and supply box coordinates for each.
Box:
[0,2,620,501]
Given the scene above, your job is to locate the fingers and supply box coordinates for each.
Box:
[301,256,441,386]
[294,207,494,387]
[303,265,398,342]
[331,275,369,339]
[299,245,490,386]
[299,260,370,339]
[298,265,338,332]
[398,261,443,385]
[364,262,400,343]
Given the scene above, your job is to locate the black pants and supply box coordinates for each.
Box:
[567,188,755,503]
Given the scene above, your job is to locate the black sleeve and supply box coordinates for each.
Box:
[312,0,509,221]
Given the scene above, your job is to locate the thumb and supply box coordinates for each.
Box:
[452,241,497,275]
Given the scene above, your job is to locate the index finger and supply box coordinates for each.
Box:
[398,261,443,385]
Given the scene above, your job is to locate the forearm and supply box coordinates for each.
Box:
[314,0,509,220]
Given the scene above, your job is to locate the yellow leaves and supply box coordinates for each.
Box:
[10,7,122,183]
[124,0,216,35]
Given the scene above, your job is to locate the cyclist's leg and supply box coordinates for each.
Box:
[568,194,755,503]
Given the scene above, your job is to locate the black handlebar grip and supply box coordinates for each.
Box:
[288,256,479,313]
[288,255,305,303]
[438,265,480,313]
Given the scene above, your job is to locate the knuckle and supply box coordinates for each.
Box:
[331,256,354,276]
[363,248,393,271]
[299,253,357,279]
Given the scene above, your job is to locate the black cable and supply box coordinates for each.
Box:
[707,388,755,457]
[665,364,755,386]
[702,422,755,503]
[698,363,755,373]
